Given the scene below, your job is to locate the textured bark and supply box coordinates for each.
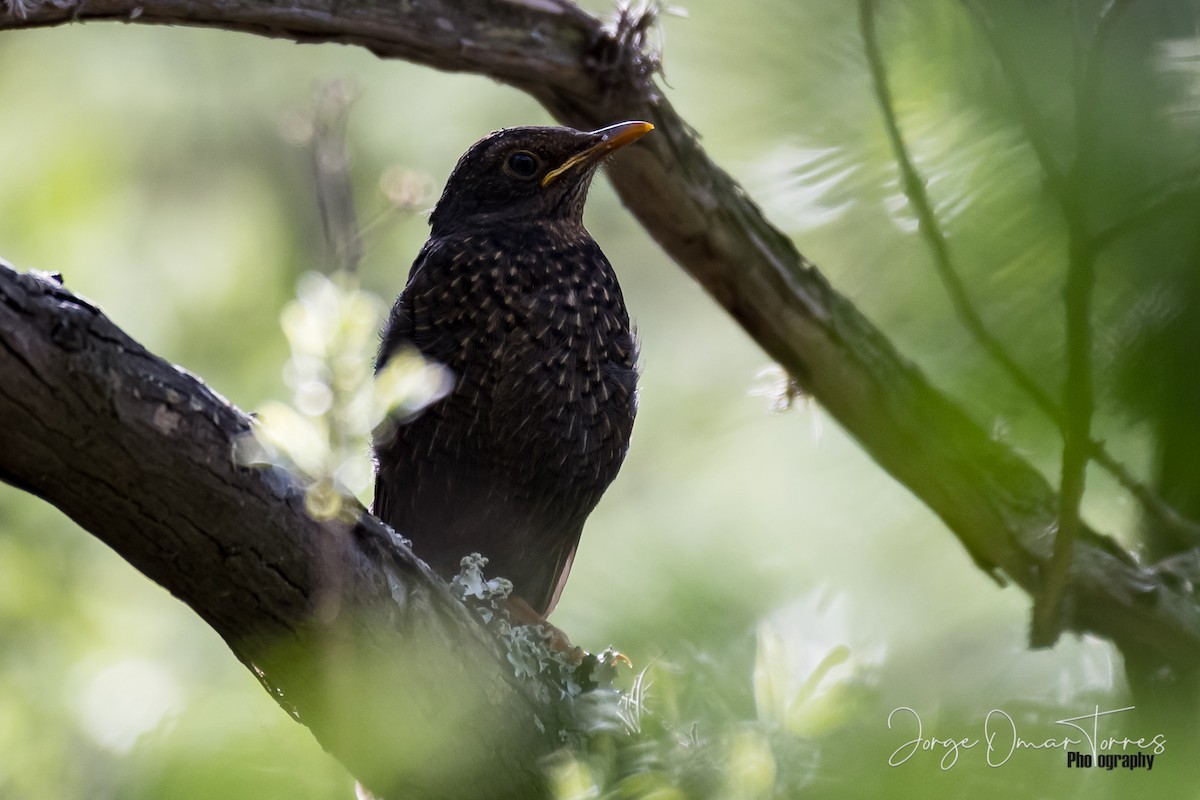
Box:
[5,0,1200,784]
[0,262,554,799]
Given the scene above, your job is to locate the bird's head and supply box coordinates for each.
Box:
[428,121,654,237]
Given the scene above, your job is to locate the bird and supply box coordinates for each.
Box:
[372,121,653,626]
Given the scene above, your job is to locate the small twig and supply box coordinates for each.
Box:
[359,165,435,248]
[859,0,1064,425]
[310,78,363,275]
[1033,0,1134,647]
[1035,216,1093,646]
[1094,447,1200,540]
[857,1,1086,643]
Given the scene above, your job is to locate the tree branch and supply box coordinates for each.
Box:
[5,0,1200,745]
[0,262,558,799]
[958,0,1200,643]
[1033,0,1132,646]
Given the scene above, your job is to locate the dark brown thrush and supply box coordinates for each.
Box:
[373,121,653,619]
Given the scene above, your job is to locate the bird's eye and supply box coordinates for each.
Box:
[505,151,541,178]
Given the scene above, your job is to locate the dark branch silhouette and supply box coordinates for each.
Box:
[0,262,558,799]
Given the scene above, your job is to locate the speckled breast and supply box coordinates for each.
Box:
[403,224,638,508]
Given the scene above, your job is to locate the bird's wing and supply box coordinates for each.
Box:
[540,537,579,618]
[371,466,390,522]
[375,288,415,374]
[372,245,426,526]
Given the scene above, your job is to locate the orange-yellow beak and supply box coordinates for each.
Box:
[541,121,655,187]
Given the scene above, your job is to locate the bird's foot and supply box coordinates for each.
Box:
[503,595,584,662]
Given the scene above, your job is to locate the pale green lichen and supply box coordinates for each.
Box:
[450,554,628,711]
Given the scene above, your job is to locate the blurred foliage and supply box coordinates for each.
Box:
[3,0,1200,797]
[238,271,452,519]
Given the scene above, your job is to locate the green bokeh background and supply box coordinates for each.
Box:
[2,0,1198,797]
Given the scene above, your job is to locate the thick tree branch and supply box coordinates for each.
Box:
[4,0,1200,727]
[0,262,558,799]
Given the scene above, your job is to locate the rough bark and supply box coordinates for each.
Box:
[0,262,555,799]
